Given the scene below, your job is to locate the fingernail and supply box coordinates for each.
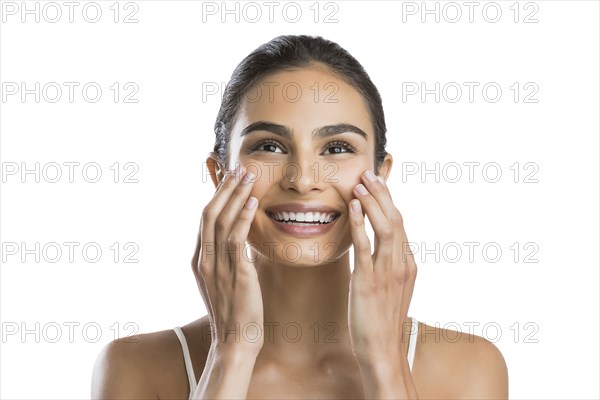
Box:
[351,200,361,213]
[245,197,258,209]
[364,170,377,182]
[242,171,255,184]
[355,184,368,195]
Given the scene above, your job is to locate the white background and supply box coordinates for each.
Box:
[1,1,598,398]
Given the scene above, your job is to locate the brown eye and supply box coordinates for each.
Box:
[323,140,356,155]
[326,146,345,154]
[252,139,285,154]
[262,144,279,152]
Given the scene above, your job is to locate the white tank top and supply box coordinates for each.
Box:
[174,317,419,399]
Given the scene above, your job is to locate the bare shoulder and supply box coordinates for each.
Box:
[414,321,509,400]
[91,316,212,399]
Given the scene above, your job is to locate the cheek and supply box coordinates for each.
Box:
[248,182,269,203]
[239,161,274,201]
[246,174,273,204]
[329,163,367,199]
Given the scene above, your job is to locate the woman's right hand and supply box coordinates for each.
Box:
[191,164,264,356]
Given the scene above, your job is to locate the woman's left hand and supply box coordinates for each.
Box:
[347,170,418,383]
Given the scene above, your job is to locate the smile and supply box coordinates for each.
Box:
[264,204,342,237]
[266,211,339,225]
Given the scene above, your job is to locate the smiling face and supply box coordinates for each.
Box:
[216,66,391,267]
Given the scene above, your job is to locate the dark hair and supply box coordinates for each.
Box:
[214,34,388,172]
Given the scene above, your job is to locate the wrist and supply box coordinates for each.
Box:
[356,358,410,400]
[355,354,402,382]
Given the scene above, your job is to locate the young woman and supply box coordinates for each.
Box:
[92,35,508,399]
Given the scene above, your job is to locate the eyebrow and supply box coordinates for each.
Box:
[240,121,368,140]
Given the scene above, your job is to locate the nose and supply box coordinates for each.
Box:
[279,157,328,195]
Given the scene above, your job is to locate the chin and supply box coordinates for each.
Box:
[246,230,351,267]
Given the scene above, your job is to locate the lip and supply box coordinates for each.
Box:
[264,203,341,237]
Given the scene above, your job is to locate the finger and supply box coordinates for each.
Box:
[227,196,259,275]
[360,170,418,328]
[199,165,245,271]
[193,164,247,334]
[214,170,257,279]
[360,170,405,263]
[195,166,243,315]
[360,170,398,221]
[348,199,372,274]
[353,183,394,270]
[214,164,242,193]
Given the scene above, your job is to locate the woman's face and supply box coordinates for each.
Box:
[225,66,390,267]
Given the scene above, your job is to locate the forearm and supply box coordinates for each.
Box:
[357,356,419,400]
[192,346,259,400]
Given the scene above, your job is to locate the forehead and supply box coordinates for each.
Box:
[233,67,374,141]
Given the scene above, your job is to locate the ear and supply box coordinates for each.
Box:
[377,153,393,183]
[205,152,225,189]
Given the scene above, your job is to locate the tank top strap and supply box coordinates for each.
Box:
[173,326,197,399]
[408,317,418,372]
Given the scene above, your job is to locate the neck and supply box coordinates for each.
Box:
[253,251,354,365]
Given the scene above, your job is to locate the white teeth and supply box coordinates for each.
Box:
[270,211,337,223]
